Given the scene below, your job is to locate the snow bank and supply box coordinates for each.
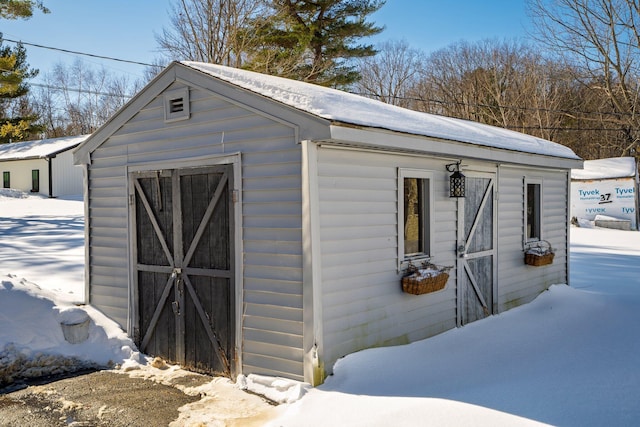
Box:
[0,275,140,388]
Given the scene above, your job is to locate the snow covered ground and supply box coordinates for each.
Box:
[1,191,639,426]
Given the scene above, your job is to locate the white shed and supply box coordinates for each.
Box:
[73,62,582,385]
[571,157,639,230]
[0,135,87,197]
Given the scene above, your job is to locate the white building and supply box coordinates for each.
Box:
[0,135,87,197]
[73,62,582,385]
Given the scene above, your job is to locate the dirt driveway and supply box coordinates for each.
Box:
[0,369,278,426]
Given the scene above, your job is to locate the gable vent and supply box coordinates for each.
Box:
[164,87,190,122]
[169,97,184,113]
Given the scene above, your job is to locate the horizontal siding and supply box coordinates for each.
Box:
[87,82,305,379]
[497,168,569,312]
[316,147,458,371]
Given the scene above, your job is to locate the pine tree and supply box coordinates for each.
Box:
[246,0,385,88]
[0,2,47,143]
[0,1,49,19]
[0,35,42,143]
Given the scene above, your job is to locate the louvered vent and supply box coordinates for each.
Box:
[169,97,184,113]
[164,87,190,122]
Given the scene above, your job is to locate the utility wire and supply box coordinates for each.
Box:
[1,38,638,131]
[350,90,636,118]
[2,37,156,68]
[29,82,133,98]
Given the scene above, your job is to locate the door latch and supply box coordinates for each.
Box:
[457,242,467,258]
[172,300,180,315]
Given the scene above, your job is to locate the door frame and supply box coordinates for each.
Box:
[126,152,243,375]
[456,167,498,326]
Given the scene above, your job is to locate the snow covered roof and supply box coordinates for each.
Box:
[571,157,637,180]
[182,61,580,160]
[0,135,88,161]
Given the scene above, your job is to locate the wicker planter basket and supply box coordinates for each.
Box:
[402,271,449,295]
[524,240,555,266]
[401,262,452,295]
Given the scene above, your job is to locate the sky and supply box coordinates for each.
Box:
[1,0,532,86]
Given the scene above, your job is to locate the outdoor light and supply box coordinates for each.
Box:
[446,161,465,198]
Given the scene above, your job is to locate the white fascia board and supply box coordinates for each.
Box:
[328,125,584,170]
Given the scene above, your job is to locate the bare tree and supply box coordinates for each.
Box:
[528,0,640,158]
[30,60,139,137]
[354,40,425,108]
[410,39,599,156]
[156,0,269,67]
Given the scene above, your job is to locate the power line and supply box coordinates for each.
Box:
[2,37,157,68]
[350,90,637,118]
[29,82,133,98]
[1,38,638,130]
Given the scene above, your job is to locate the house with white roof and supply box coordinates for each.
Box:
[0,135,87,198]
[73,61,582,385]
[571,157,639,230]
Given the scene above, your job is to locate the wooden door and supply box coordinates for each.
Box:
[457,173,496,325]
[131,165,234,377]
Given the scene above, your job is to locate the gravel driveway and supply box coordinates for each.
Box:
[0,370,277,426]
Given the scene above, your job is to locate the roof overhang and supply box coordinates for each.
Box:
[327,124,584,170]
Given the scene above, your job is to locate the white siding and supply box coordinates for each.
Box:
[497,166,569,310]
[52,150,83,196]
[316,147,458,371]
[0,158,48,195]
[87,82,307,380]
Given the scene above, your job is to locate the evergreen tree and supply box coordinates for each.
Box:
[0,34,42,143]
[246,0,385,88]
[0,2,47,142]
[0,0,49,19]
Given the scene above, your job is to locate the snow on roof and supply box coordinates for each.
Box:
[181,61,580,160]
[0,135,88,161]
[571,157,637,180]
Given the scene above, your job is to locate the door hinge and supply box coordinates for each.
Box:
[129,193,134,206]
[232,190,239,203]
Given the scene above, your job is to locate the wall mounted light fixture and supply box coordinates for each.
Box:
[446,161,465,198]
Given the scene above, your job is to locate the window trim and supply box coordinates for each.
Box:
[31,169,40,193]
[398,168,434,270]
[524,177,543,244]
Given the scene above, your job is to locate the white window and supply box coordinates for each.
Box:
[398,169,434,267]
[164,87,190,122]
[525,178,542,242]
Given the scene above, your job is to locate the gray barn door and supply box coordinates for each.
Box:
[131,165,234,377]
[457,172,496,325]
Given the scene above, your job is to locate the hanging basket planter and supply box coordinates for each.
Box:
[524,240,555,266]
[401,261,452,295]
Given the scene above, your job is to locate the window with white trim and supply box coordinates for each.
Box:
[525,178,542,242]
[398,169,434,266]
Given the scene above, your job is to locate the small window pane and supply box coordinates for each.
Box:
[32,169,40,193]
[404,177,425,255]
[526,183,541,240]
[3,172,9,189]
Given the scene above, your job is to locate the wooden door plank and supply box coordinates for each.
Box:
[140,275,176,351]
[464,180,494,253]
[463,259,489,315]
[134,180,175,268]
[183,173,228,268]
[172,171,186,365]
[183,274,230,374]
